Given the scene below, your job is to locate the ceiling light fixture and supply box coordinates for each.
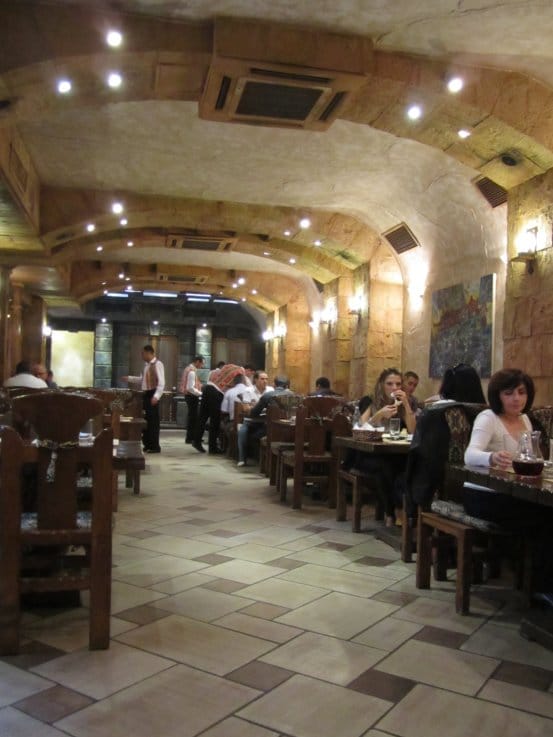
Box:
[107,72,123,89]
[458,129,471,139]
[57,79,72,94]
[118,272,125,279]
[111,201,124,214]
[96,245,103,252]
[101,317,107,323]
[127,240,134,247]
[232,282,238,289]
[237,277,246,285]
[407,104,422,121]
[299,217,311,229]
[289,257,296,264]
[447,76,464,93]
[119,217,128,226]
[86,223,96,233]
[143,291,179,298]
[314,239,322,246]
[251,289,257,295]
[106,30,123,48]
[263,251,271,257]
[106,292,128,298]
[283,229,292,236]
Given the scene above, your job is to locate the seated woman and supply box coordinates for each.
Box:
[354,368,416,526]
[424,362,487,405]
[463,368,535,525]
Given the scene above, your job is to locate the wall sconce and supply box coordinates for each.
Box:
[348,293,363,316]
[320,302,337,326]
[42,325,52,338]
[512,226,538,274]
[274,322,287,339]
[308,310,321,330]
[262,328,274,341]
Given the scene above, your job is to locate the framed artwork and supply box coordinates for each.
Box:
[429,274,494,378]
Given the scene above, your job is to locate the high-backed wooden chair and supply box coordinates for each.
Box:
[302,395,344,418]
[260,404,291,480]
[0,392,113,653]
[415,404,514,614]
[333,414,385,531]
[278,404,335,509]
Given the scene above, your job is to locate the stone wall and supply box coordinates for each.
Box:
[505,171,553,403]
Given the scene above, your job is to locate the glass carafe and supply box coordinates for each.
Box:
[512,430,544,476]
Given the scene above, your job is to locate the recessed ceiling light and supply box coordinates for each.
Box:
[237,277,246,285]
[202,323,207,328]
[263,252,271,256]
[119,217,128,226]
[241,297,246,302]
[251,289,257,295]
[103,289,108,295]
[107,72,123,89]
[125,277,130,281]
[86,223,95,233]
[232,282,238,289]
[152,320,159,326]
[57,79,72,94]
[106,30,123,48]
[101,317,107,323]
[111,201,124,214]
[118,272,125,279]
[283,229,292,236]
[447,76,464,93]
[407,104,422,120]
[314,239,322,246]
[127,240,134,247]
[96,245,103,252]
[457,128,471,139]
[299,217,311,229]
[289,257,296,264]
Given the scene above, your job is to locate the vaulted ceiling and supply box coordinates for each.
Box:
[1,0,553,319]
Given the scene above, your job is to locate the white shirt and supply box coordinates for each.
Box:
[249,384,273,402]
[221,383,251,419]
[464,409,532,466]
[128,359,165,402]
[4,373,48,388]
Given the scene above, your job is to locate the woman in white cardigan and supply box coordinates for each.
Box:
[463,368,535,523]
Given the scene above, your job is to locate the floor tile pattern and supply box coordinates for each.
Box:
[1,430,552,736]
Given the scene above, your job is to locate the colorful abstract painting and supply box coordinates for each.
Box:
[429,274,494,378]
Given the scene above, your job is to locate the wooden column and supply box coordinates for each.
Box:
[0,267,10,381]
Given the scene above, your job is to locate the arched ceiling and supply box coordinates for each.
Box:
[1,0,553,318]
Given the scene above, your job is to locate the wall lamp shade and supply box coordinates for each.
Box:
[512,226,538,274]
[348,293,363,315]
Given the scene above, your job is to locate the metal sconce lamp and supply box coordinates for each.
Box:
[319,302,337,326]
[262,328,274,342]
[512,226,538,274]
[348,293,363,319]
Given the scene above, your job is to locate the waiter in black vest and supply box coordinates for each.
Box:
[123,344,165,454]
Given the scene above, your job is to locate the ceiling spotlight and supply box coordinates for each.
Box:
[106,30,123,48]
[119,217,128,226]
[232,282,238,289]
[447,76,464,93]
[96,245,103,252]
[299,217,311,229]
[251,289,257,295]
[263,251,271,257]
[127,240,134,247]
[107,72,123,89]
[111,201,124,214]
[57,79,72,94]
[314,239,322,246]
[283,229,292,236]
[237,277,246,285]
[152,320,159,326]
[202,322,207,328]
[241,297,246,302]
[118,272,125,279]
[457,129,471,139]
[407,104,422,121]
[289,257,296,264]
[125,277,130,281]
[86,223,96,233]
[101,317,107,323]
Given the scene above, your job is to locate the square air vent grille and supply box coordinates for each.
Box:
[165,233,236,251]
[157,274,207,284]
[199,18,371,131]
[474,177,508,208]
[383,223,420,254]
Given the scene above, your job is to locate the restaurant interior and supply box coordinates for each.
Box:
[1,2,553,736]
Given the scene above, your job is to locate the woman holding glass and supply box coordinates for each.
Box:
[354,368,416,526]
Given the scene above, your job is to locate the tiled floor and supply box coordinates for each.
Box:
[2,430,553,736]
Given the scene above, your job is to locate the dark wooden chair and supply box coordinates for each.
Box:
[302,395,344,418]
[0,392,114,653]
[333,415,385,531]
[278,405,335,509]
[260,404,292,481]
[415,404,516,614]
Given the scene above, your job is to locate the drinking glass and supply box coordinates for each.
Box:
[389,417,401,439]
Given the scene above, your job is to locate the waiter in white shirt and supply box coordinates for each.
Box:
[123,344,165,453]
[179,355,204,444]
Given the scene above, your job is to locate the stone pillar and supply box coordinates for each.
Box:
[0,267,10,381]
[7,281,24,373]
[321,276,353,397]
[94,321,113,387]
[21,294,46,365]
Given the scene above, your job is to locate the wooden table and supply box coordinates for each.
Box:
[332,436,410,543]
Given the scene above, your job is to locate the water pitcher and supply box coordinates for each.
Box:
[512,430,544,476]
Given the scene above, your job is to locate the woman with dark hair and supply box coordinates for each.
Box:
[464,368,534,469]
[439,363,486,404]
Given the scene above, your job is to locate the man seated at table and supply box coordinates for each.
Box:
[4,360,48,389]
[220,374,252,450]
[307,376,340,396]
[237,376,293,467]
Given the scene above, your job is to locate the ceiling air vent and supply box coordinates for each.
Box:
[165,232,236,251]
[383,223,420,255]
[157,274,207,284]
[199,18,371,131]
[474,177,508,208]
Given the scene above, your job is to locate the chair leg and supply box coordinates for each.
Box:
[416,514,432,590]
[292,468,303,510]
[278,462,288,503]
[336,477,347,522]
[269,452,278,486]
[433,532,449,581]
[351,478,362,532]
[456,528,473,615]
